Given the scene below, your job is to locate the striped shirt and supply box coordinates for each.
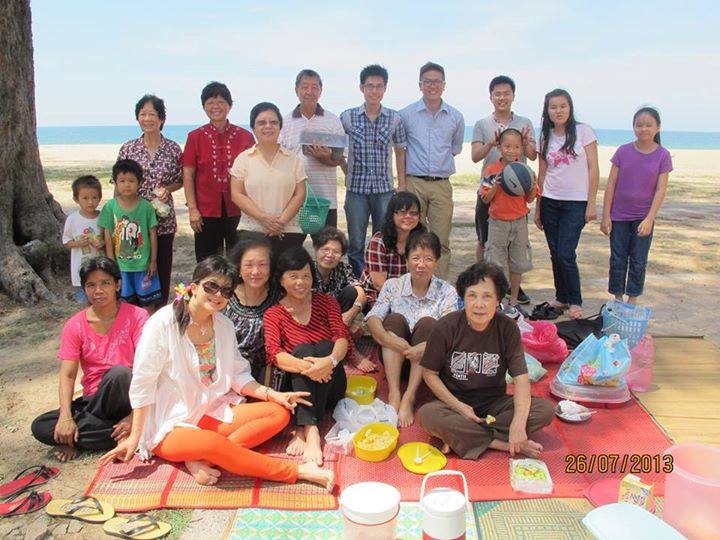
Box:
[278,104,345,209]
[399,99,465,178]
[340,105,407,194]
[263,292,352,365]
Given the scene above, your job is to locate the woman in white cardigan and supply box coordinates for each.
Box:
[100,255,333,490]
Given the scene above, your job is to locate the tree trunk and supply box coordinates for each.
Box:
[0,0,66,304]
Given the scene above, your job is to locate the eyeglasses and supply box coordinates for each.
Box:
[201,280,234,299]
[363,83,386,91]
[410,255,436,264]
[255,120,280,127]
[420,79,445,87]
[318,246,342,257]
[394,209,420,218]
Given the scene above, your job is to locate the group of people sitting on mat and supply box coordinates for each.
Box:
[31,208,555,491]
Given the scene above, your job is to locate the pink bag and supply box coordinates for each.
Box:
[522,321,569,363]
[625,334,654,392]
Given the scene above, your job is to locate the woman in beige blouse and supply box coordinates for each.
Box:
[230,102,307,256]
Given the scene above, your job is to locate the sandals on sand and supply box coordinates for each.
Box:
[530,302,564,321]
[104,513,171,539]
[45,495,115,523]
[0,490,52,518]
[0,465,60,499]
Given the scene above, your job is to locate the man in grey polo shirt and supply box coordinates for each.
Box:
[399,62,464,280]
[472,75,536,303]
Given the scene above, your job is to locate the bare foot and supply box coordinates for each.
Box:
[549,300,569,309]
[397,399,415,428]
[388,390,401,416]
[298,462,335,492]
[441,443,451,454]
[186,460,221,485]
[53,445,77,462]
[567,305,583,319]
[351,352,376,373]
[302,426,324,466]
[518,439,544,458]
[286,430,306,456]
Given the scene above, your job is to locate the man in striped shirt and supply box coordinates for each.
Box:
[340,64,408,276]
[279,69,346,230]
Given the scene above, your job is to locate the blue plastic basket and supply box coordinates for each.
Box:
[601,301,651,348]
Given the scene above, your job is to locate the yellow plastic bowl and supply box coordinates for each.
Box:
[345,375,377,405]
[353,423,399,462]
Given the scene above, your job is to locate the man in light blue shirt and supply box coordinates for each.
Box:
[400,62,465,279]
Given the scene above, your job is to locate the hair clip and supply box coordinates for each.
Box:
[174,282,190,301]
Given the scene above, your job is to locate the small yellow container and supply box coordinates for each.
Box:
[353,423,399,462]
[345,375,377,405]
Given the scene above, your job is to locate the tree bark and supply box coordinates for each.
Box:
[0,0,66,304]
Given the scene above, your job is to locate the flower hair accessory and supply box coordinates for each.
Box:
[174,282,190,301]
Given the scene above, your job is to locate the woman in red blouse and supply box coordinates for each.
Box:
[263,247,350,466]
[182,82,255,262]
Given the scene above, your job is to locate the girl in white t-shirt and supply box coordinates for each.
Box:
[535,89,599,319]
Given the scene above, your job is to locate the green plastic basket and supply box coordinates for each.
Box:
[298,182,330,235]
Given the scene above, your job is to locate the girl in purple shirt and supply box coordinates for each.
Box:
[601,107,673,304]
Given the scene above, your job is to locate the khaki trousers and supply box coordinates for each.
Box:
[418,395,554,459]
[406,176,453,279]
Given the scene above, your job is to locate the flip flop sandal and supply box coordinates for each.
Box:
[45,495,115,523]
[104,513,172,539]
[0,465,60,499]
[0,490,52,518]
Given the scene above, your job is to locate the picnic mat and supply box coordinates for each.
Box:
[339,342,673,501]
[225,502,479,539]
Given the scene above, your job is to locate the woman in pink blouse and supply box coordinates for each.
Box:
[31,257,148,461]
[118,94,183,305]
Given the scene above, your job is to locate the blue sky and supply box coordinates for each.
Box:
[32,0,719,131]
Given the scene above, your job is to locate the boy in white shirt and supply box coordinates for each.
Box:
[63,175,104,303]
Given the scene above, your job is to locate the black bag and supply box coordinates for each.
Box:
[554,311,604,350]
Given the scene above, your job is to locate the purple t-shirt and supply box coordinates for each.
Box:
[609,143,673,221]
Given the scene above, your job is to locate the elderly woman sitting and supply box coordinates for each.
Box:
[31,257,148,461]
[312,226,374,373]
[366,232,460,428]
[418,262,554,459]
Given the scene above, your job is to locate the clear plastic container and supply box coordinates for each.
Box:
[510,459,553,494]
[626,335,654,392]
[550,377,631,406]
[663,444,720,540]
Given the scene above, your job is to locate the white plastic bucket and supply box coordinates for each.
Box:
[420,470,469,540]
[339,481,400,540]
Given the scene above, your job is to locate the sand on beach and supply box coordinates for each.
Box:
[39,142,720,178]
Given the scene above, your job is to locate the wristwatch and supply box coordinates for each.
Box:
[330,355,339,368]
[352,300,363,310]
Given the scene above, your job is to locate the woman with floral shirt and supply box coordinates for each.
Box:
[118,94,183,305]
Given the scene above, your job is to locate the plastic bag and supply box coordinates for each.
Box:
[557,333,631,387]
[516,314,534,334]
[325,398,398,454]
[626,335,654,392]
[521,321,569,363]
[506,353,547,384]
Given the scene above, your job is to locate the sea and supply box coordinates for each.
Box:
[36,125,720,150]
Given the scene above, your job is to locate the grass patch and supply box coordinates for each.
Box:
[44,165,114,184]
[148,509,193,540]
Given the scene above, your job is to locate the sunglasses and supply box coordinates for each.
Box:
[201,280,234,299]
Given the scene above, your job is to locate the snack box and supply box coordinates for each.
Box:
[618,474,654,511]
[510,458,553,494]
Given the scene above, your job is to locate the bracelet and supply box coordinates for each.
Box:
[264,386,270,401]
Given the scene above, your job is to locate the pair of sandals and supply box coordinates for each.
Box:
[530,302,583,321]
[0,465,59,518]
[45,495,170,539]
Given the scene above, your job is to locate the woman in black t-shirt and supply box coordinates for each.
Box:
[419,262,554,460]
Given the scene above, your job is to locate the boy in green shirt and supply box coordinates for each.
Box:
[99,159,160,311]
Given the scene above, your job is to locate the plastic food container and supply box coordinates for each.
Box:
[340,482,400,540]
[510,459,553,494]
[345,375,377,405]
[420,471,469,540]
[550,377,631,407]
[353,423,399,462]
[663,443,720,539]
